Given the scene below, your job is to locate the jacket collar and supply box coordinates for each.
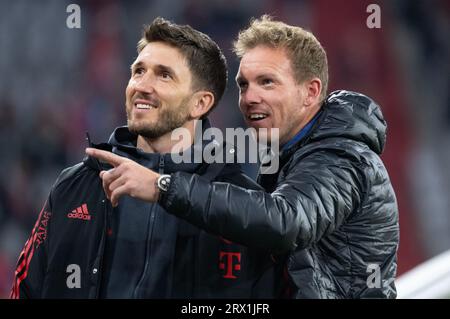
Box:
[83,118,228,174]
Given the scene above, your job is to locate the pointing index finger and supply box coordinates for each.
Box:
[85,148,127,167]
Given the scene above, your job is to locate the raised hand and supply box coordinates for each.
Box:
[85,148,161,206]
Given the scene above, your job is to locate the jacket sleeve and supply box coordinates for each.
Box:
[10,196,52,299]
[160,150,363,253]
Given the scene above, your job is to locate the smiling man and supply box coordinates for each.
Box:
[235,45,323,147]
[85,15,400,299]
[11,17,276,299]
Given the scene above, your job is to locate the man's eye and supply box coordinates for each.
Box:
[133,67,144,75]
[261,78,274,86]
[237,82,248,91]
[160,72,172,80]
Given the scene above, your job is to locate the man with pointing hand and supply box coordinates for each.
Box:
[11,17,276,299]
[90,16,399,299]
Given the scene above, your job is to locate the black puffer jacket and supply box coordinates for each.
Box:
[160,90,400,298]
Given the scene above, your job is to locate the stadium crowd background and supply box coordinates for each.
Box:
[0,0,448,297]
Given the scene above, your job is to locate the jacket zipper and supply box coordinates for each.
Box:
[93,195,109,298]
[133,155,165,297]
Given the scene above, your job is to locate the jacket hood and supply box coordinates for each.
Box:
[309,90,387,154]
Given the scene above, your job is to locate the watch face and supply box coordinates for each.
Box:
[158,175,171,192]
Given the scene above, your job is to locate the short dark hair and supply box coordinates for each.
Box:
[138,17,227,118]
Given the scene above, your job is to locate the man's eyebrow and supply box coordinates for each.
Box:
[235,72,279,84]
[130,61,144,71]
[155,64,175,75]
[255,73,278,80]
[130,62,178,80]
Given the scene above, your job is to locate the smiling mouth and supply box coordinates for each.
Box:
[135,103,157,110]
[248,113,268,122]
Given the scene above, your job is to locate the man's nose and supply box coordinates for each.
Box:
[132,74,155,94]
[242,86,262,105]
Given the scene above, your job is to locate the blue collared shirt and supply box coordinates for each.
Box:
[281,110,322,152]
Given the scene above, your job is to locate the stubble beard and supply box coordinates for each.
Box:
[127,96,193,139]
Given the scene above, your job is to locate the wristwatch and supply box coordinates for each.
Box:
[156,174,171,193]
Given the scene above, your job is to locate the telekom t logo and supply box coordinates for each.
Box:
[219,252,241,279]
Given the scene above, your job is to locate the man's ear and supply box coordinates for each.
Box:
[190,91,215,119]
[303,78,322,107]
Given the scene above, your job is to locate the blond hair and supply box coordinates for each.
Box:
[233,15,328,101]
